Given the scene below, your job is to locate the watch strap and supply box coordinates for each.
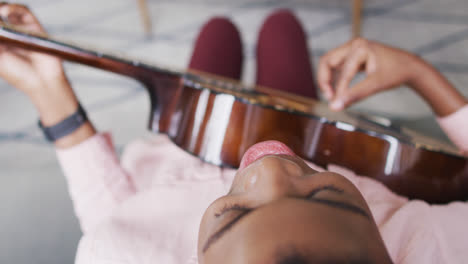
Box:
[38,104,88,142]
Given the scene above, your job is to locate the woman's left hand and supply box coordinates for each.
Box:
[0,3,96,148]
[0,3,67,98]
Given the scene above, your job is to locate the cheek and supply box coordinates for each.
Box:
[244,172,258,190]
[198,211,213,244]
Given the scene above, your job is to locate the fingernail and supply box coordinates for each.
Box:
[330,100,344,111]
[324,91,332,100]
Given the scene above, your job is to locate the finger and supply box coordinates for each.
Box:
[0,49,32,83]
[0,45,32,64]
[9,45,33,58]
[0,38,32,58]
[0,2,8,13]
[334,74,381,110]
[317,42,353,100]
[0,4,45,33]
[331,46,369,110]
[0,4,49,61]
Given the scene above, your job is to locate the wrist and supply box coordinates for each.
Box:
[37,103,97,148]
[34,93,97,148]
[29,76,80,126]
[406,54,430,93]
[405,56,467,116]
[54,122,96,149]
[22,70,98,148]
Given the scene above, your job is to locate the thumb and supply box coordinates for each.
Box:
[330,74,381,111]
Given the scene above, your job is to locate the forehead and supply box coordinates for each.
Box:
[203,199,369,263]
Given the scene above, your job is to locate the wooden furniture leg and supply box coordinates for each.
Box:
[137,0,152,35]
[352,0,362,38]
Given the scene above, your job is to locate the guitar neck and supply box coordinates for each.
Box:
[0,23,182,83]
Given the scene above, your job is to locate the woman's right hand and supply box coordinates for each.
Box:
[317,38,423,111]
[318,37,467,117]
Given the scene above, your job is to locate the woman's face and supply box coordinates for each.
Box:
[198,141,392,263]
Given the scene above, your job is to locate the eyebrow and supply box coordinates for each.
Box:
[202,196,370,253]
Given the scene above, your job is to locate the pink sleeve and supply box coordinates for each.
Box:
[56,132,136,233]
[437,104,468,153]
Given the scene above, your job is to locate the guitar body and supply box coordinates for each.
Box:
[147,73,468,203]
[1,23,467,203]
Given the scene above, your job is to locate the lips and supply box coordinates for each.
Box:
[239,140,296,170]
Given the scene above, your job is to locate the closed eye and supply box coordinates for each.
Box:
[305,185,344,198]
[205,184,369,253]
[215,184,343,218]
[204,184,369,253]
[215,204,251,217]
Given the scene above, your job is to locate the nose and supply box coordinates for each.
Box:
[247,155,304,201]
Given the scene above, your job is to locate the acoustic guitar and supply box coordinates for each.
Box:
[0,23,467,204]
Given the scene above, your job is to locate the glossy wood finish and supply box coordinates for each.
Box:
[0,23,180,82]
[1,24,467,203]
[149,77,468,203]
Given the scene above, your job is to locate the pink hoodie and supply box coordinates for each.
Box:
[56,105,468,264]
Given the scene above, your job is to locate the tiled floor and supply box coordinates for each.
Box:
[1,0,468,263]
